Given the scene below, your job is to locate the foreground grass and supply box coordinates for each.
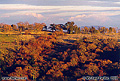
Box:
[57,33,120,44]
[0,31,52,51]
[0,34,34,42]
[0,34,35,53]
[0,32,120,50]
[0,34,17,42]
[0,32,119,44]
[0,30,52,35]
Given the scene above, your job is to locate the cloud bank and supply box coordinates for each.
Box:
[0,0,120,27]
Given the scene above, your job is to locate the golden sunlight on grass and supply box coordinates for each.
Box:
[57,33,120,44]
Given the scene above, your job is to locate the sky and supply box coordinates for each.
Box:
[0,0,120,27]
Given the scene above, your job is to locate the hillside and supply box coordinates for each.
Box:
[0,31,120,81]
[0,22,120,81]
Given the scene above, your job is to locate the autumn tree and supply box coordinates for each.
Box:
[2,24,13,32]
[98,27,107,33]
[78,27,81,33]
[49,23,56,32]
[17,22,26,33]
[89,26,96,34]
[24,21,29,29]
[74,25,78,34]
[112,27,116,33]
[44,25,47,31]
[109,27,112,33]
[84,63,99,75]
[27,24,34,32]
[11,24,18,31]
[0,23,4,32]
[33,23,45,32]
[65,21,75,34]
[8,67,29,80]
[84,26,89,33]
[118,29,120,34]
[106,28,109,33]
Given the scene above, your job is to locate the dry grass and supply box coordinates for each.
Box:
[0,34,35,55]
[57,34,91,44]
[57,33,120,44]
[0,30,52,35]
[30,31,45,34]
[0,31,20,34]
[18,35,35,41]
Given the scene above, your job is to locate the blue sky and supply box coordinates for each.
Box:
[0,0,120,27]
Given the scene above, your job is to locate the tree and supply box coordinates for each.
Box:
[17,22,26,33]
[44,26,47,31]
[102,27,106,33]
[61,24,67,30]
[78,27,81,33]
[0,23,4,28]
[106,28,109,33]
[84,63,99,75]
[84,26,89,33]
[109,27,112,33]
[28,66,40,80]
[118,29,120,34]
[11,24,18,31]
[24,21,29,29]
[8,67,28,80]
[112,27,116,33]
[74,25,78,34]
[65,21,75,34]
[49,23,56,32]
[28,24,34,31]
[33,23,45,32]
[3,24,13,32]
[90,26,96,34]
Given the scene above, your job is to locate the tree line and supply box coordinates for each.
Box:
[0,21,118,34]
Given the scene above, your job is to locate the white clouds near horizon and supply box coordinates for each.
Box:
[1,4,120,17]
[0,0,120,27]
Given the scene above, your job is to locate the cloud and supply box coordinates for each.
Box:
[0,9,44,18]
[0,4,120,11]
[68,14,113,27]
[114,2,120,4]
[88,0,106,3]
[0,12,44,24]
[1,4,120,19]
[0,15,10,18]
[0,1,120,27]
[0,0,120,7]
[75,14,86,18]
[69,12,113,23]
[69,14,87,21]
[25,13,44,18]
[0,13,45,25]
